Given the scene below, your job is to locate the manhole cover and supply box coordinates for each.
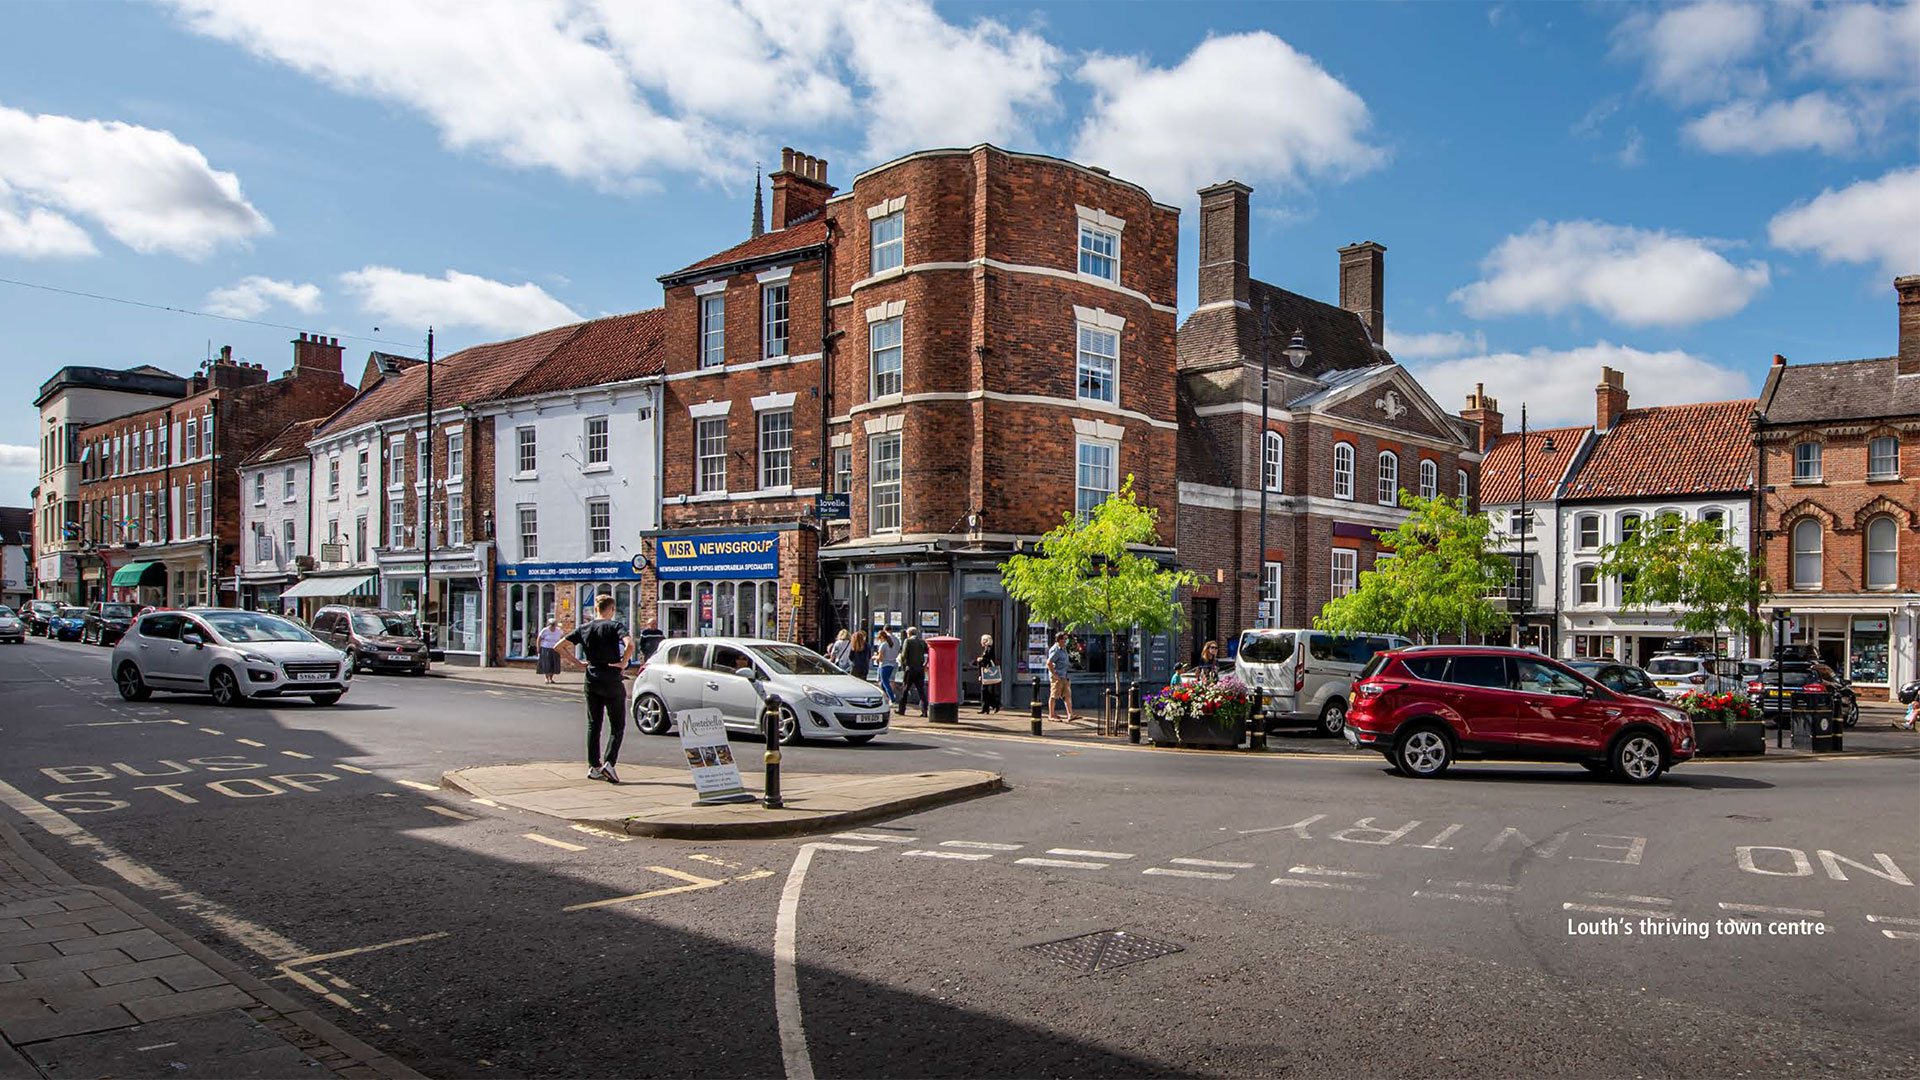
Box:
[1025,930,1183,973]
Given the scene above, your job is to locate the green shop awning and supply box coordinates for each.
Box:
[111,561,165,587]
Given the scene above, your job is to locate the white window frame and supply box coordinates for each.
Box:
[870,211,904,275]
[1418,458,1438,500]
[1260,561,1282,627]
[1792,441,1822,482]
[183,484,197,538]
[1333,442,1355,500]
[833,446,852,495]
[516,425,537,475]
[1075,438,1118,519]
[870,315,903,399]
[1078,222,1119,282]
[1868,436,1899,479]
[584,415,610,468]
[869,432,902,533]
[1576,564,1600,606]
[1702,507,1727,542]
[1076,322,1119,406]
[415,432,427,484]
[1377,451,1399,506]
[518,504,538,560]
[758,409,793,490]
[1865,516,1897,590]
[388,495,406,550]
[447,492,465,547]
[283,466,297,502]
[253,523,270,564]
[1262,430,1283,493]
[282,517,296,557]
[1577,514,1600,550]
[696,417,728,494]
[762,282,789,360]
[355,448,369,493]
[587,498,611,555]
[1792,518,1824,589]
[699,294,726,369]
[446,429,464,480]
[252,472,266,507]
[1457,469,1470,502]
[354,514,368,562]
[1331,549,1358,598]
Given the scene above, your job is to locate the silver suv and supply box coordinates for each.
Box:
[1234,628,1412,736]
[111,608,352,707]
[629,637,889,745]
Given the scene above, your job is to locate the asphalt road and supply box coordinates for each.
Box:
[3,637,1917,1078]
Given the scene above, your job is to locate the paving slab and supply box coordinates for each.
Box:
[442,762,1004,839]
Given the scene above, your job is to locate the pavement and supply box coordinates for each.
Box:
[440,762,1004,839]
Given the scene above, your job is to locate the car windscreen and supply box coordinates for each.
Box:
[1646,658,1700,675]
[753,644,841,677]
[100,604,134,619]
[201,612,317,643]
[352,613,417,637]
[60,608,85,618]
[0,607,11,618]
[1238,632,1295,664]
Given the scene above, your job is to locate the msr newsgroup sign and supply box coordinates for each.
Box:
[656,531,780,580]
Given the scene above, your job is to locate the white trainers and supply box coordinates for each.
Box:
[601,764,621,784]
[586,765,606,781]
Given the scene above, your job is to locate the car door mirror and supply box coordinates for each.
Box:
[733,666,758,681]
[181,631,205,648]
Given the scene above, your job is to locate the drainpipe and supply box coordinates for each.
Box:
[207,398,218,606]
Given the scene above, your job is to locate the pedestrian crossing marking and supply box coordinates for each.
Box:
[1016,857,1106,870]
[904,850,994,861]
[1048,848,1134,860]
[1144,867,1234,880]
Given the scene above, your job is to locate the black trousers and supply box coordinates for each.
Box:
[585,682,626,768]
[981,681,1001,712]
[899,667,928,713]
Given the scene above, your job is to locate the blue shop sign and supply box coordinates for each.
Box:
[498,560,645,582]
[656,531,779,581]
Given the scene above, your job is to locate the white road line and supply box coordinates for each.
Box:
[1564,902,1670,918]
[903,850,994,861]
[1719,902,1825,917]
[1434,880,1519,893]
[1415,890,1507,905]
[1015,857,1107,870]
[424,805,476,821]
[1272,878,1364,891]
[1881,930,1920,940]
[397,779,439,792]
[523,833,588,852]
[280,751,313,759]
[1865,915,1920,926]
[1143,867,1235,880]
[1288,865,1381,879]
[1048,848,1135,860]
[1170,857,1256,869]
[199,727,223,735]
[470,798,499,807]
[235,738,266,747]
[334,764,373,774]
[834,832,914,843]
[570,824,635,843]
[939,840,1022,851]
[1586,891,1672,906]
[776,843,875,1080]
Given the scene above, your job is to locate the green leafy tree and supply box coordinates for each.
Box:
[1315,492,1512,643]
[1001,476,1198,696]
[1594,512,1767,651]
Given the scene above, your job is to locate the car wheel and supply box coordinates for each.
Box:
[776,705,803,746]
[310,693,342,706]
[1393,725,1452,778]
[634,693,672,736]
[1843,700,1858,729]
[1319,699,1347,738]
[1611,730,1666,784]
[115,662,152,702]
[844,734,877,745]
[209,668,245,708]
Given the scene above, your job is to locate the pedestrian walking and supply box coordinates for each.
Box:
[847,630,871,681]
[898,626,929,717]
[534,617,565,684]
[560,593,633,784]
[976,634,1002,714]
[1198,639,1221,682]
[1047,632,1074,722]
[826,629,852,671]
[874,627,900,704]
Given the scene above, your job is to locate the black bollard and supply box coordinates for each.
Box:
[1250,690,1268,751]
[1030,673,1045,736]
[1127,681,1142,744]
[761,694,784,809]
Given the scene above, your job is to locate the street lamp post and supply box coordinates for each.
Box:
[1514,404,1554,651]
[1254,312,1309,630]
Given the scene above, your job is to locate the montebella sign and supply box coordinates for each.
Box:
[655,531,779,581]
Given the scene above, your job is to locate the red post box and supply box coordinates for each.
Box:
[927,635,960,723]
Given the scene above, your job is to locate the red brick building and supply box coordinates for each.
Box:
[74,335,355,607]
[1174,182,1480,661]
[651,144,1180,701]
[1752,276,1920,696]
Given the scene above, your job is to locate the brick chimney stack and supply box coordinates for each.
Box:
[1338,241,1386,344]
[1196,181,1252,308]
[1461,383,1503,452]
[768,147,833,231]
[1596,366,1629,432]
[291,332,344,381]
[1896,275,1920,378]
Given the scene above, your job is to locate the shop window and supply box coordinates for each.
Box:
[1850,617,1890,685]
[506,583,559,657]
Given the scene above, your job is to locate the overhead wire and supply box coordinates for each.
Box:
[0,275,425,354]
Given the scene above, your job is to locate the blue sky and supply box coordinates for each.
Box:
[4,1,1917,504]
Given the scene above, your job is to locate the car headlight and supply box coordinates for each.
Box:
[241,653,271,665]
[802,686,842,707]
[1655,707,1688,724]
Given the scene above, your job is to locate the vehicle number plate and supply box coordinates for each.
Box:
[386,653,409,661]
[295,672,330,682]
[1655,680,1680,687]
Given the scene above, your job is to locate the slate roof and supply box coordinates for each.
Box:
[660,219,830,284]
[0,506,30,547]
[1563,399,1756,500]
[241,417,324,468]
[1479,426,1590,505]
[316,310,665,436]
[1757,356,1919,425]
[1177,278,1387,378]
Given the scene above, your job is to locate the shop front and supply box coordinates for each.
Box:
[1770,599,1918,698]
[653,528,788,641]
[280,571,378,622]
[498,559,648,664]
[378,547,491,665]
[1563,610,1750,666]
[34,553,77,604]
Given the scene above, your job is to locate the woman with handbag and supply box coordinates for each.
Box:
[847,630,871,681]
[976,634,1002,713]
[825,628,852,671]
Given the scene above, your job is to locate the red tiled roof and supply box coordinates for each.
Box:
[660,219,829,282]
[241,417,324,467]
[1564,399,1756,500]
[499,309,665,398]
[1479,425,1589,505]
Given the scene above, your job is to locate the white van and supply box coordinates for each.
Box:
[1234,629,1413,736]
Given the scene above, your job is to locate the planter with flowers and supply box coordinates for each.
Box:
[1671,690,1765,756]
[1146,677,1256,749]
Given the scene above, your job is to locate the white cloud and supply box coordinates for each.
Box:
[1616,126,1646,167]
[1682,92,1862,154]
[1793,0,1920,83]
[1452,220,1770,328]
[1072,32,1384,204]
[1383,327,1488,362]
[1768,165,1920,278]
[0,444,36,469]
[204,276,323,319]
[1614,0,1770,103]
[0,105,268,258]
[595,1,851,130]
[339,267,580,336]
[0,186,95,258]
[1412,342,1754,429]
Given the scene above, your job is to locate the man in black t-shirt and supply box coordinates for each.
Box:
[561,593,634,783]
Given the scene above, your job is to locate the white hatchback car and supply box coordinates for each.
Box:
[111,608,352,707]
[1644,654,1743,697]
[630,637,889,745]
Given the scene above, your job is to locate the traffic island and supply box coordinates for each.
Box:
[440,762,1005,840]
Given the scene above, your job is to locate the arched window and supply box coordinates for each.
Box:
[1333,442,1355,500]
[1262,430,1283,492]
[1620,512,1642,543]
[1792,518,1823,590]
[1419,458,1438,500]
[1575,565,1600,606]
[1866,516,1898,589]
[1377,451,1399,506]
[1701,507,1726,542]
[1576,514,1600,549]
[1457,469,1470,502]
[1655,508,1683,537]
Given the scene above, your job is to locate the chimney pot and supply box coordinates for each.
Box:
[1896,275,1920,377]
[1596,365,1630,432]
[1196,181,1253,308]
[1773,353,1786,366]
[1338,241,1387,345]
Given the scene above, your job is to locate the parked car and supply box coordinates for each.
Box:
[1744,659,1859,729]
[1567,660,1667,701]
[23,600,60,636]
[0,606,24,644]
[1233,628,1413,736]
[81,602,136,646]
[1643,654,1743,696]
[111,608,352,707]
[1345,646,1695,783]
[630,637,889,745]
[310,606,431,675]
[49,607,88,641]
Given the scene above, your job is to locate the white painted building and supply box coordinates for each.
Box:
[296,408,389,610]
[237,419,324,613]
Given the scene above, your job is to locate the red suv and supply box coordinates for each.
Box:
[1345,646,1695,783]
